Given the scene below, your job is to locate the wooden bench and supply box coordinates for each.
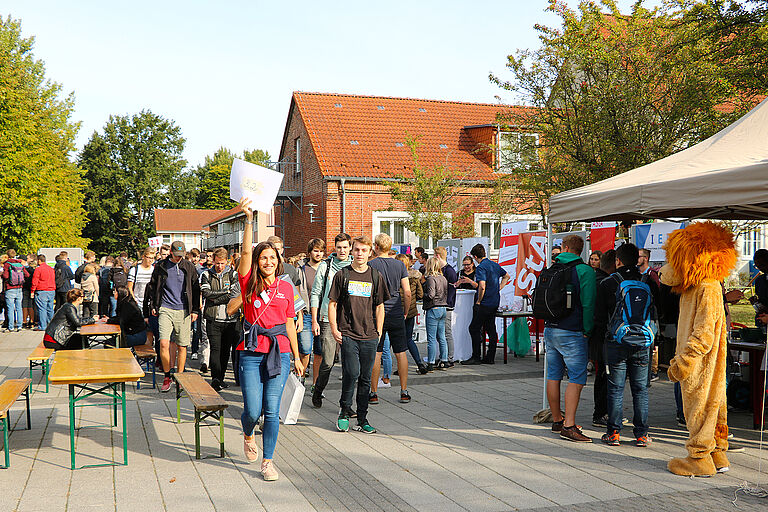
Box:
[27,343,54,393]
[173,373,228,459]
[0,378,32,468]
[132,345,157,389]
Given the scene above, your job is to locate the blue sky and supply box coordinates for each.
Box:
[4,1,643,168]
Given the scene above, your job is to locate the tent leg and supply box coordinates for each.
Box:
[543,218,552,410]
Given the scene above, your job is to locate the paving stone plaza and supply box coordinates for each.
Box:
[2,330,768,511]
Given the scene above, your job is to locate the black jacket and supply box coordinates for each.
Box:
[45,302,95,345]
[108,297,146,335]
[54,260,74,292]
[143,257,201,316]
[200,266,238,322]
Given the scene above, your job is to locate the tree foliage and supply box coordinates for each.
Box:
[195,147,271,209]
[79,110,187,255]
[0,16,88,252]
[386,135,473,242]
[491,0,746,218]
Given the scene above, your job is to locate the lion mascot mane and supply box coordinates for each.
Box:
[659,221,737,477]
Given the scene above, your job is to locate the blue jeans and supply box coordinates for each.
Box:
[605,343,649,437]
[426,307,447,364]
[110,296,117,317]
[674,382,684,418]
[124,330,148,347]
[298,312,313,356]
[405,316,422,366]
[543,327,588,385]
[239,351,290,459]
[5,288,22,330]
[381,334,391,379]
[340,336,378,424]
[35,290,55,330]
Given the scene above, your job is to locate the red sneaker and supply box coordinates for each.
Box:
[161,376,172,393]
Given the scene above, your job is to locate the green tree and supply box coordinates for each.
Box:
[386,135,473,242]
[0,16,88,252]
[195,147,271,209]
[79,110,187,254]
[491,0,740,218]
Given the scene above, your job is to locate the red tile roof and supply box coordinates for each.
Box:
[154,209,230,233]
[203,206,242,227]
[288,92,535,180]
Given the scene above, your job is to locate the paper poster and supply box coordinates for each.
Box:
[552,230,588,260]
[229,158,284,213]
[514,231,547,297]
[633,222,685,262]
[498,222,528,310]
[436,239,461,272]
[148,236,162,248]
[589,222,616,253]
[461,237,489,263]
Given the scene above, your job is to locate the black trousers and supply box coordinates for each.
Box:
[55,291,68,311]
[469,304,498,361]
[593,358,608,420]
[207,320,240,383]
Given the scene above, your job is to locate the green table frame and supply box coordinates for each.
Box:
[1,385,31,469]
[29,357,50,393]
[66,382,127,470]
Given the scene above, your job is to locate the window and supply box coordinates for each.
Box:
[373,211,449,251]
[294,137,301,175]
[380,221,391,236]
[393,221,405,245]
[743,229,762,256]
[162,234,171,244]
[499,131,538,171]
[480,222,501,250]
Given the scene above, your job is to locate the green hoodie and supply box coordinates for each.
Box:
[554,252,597,336]
[309,254,352,322]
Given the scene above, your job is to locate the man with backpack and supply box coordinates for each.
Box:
[74,251,96,285]
[98,257,115,316]
[309,233,352,408]
[595,243,658,447]
[3,249,30,332]
[54,253,74,311]
[536,235,596,442]
[328,236,388,434]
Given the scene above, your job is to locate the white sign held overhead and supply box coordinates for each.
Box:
[229,158,284,213]
[147,236,162,248]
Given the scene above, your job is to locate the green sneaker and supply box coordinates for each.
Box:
[355,422,377,434]
[336,413,349,432]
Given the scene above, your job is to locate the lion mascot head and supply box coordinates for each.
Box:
[659,221,737,294]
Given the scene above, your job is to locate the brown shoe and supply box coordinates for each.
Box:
[551,420,563,433]
[560,425,592,443]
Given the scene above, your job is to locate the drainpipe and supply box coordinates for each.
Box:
[341,178,346,233]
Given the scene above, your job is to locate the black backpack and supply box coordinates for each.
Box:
[98,266,112,291]
[532,260,580,321]
[110,266,128,289]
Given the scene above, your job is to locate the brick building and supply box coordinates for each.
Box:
[273,91,540,254]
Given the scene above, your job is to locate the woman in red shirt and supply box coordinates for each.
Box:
[237,198,304,481]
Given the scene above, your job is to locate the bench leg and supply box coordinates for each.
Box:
[176,381,181,424]
[121,383,127,466]
[1,415,8,468]
[219,412,225,457]
[44,359,49,393]
[151,360,156,389]
[69,385,76,470]
[113,384,118,427]
[194,410,201,460]
[25,387,30,430]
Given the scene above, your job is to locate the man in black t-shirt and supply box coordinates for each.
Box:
[329,236,388,434]
[368,233,412,404]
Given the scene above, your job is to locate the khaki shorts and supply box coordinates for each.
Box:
[158,307,192,347]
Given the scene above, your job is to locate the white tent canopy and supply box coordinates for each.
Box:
[548,97,768,223]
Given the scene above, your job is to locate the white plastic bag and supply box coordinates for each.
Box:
[279,372,305,425]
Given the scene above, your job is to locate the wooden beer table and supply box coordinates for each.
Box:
[81,321,121,348]
[48,349,144,469]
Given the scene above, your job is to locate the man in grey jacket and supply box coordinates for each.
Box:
[310,233,352,408]
[200,248,239,391]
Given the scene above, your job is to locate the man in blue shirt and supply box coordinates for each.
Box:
[463,244,510,365]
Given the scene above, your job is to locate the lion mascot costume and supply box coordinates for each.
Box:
[659,221,737,477]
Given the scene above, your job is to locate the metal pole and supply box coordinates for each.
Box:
[543,218,552,410]
[121,383,127,465]
[219,413,225,458]
[69,385,76,470]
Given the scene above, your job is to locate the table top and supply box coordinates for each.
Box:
[48,348,144,385]
[730,340,767,351]
[81,323,121,336]
[495,310,534,318]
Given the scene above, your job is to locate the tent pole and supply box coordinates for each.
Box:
[543,217,552,410]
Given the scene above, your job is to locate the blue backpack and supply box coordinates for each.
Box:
[608,273,658,347]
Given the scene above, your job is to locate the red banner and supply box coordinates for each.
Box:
[589,222,616,253]
[514,231,547,297]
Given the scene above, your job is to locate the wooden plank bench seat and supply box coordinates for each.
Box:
[27,343,54,393]
[132,345,157,389]
[0,378,32,468]
[173,372,228,459]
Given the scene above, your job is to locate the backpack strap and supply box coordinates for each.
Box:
[320,257,334,299]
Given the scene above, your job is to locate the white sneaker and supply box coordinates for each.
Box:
[377,378,391,389]
[191,353,199,360]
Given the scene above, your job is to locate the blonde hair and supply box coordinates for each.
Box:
[433,246,447,259]
[395,253,411,268]
[352,235,373,250]
[424,256,442,276]
[374,233,392,252]
[84,264,97,273]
